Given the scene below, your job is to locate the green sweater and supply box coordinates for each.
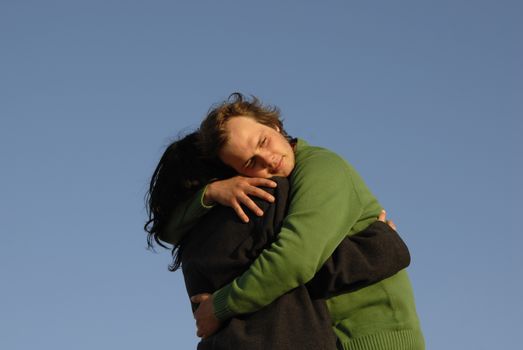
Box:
[162,139,424,350]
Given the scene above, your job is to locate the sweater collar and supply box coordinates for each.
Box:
[294,138,309,153]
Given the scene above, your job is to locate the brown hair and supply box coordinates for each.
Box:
[198,93,290,159]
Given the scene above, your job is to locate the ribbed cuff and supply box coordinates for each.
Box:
[199,184,216,209]
[212,284,235,321]
[339,329,425,350]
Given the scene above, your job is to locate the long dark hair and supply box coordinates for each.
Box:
[144,131,234,271]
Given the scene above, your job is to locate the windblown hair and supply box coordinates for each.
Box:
[199,92,291,159]
[144,132,234,271]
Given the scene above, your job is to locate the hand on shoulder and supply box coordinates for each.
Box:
[204,176,277,223]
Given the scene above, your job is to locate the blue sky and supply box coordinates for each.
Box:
[1,1,521,349]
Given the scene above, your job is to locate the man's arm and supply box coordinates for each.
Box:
[260,178,410,300]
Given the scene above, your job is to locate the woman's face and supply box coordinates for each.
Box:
[218,116,295,178]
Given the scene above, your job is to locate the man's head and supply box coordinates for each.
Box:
[199,93,295,178]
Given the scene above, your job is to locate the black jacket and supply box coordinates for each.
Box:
[181,177,410,350]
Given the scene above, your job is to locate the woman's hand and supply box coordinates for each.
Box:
[378,210,397,230]
[203,176,277,223]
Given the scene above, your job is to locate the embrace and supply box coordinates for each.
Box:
[145,93,425,349]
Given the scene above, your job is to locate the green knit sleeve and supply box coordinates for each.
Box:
[213,149,370,320]
[159,185,214,245]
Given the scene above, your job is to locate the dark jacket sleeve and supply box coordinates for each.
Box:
[306,220,411,299]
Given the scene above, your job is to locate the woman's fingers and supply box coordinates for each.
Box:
[247,177,278,188]
[247,186,275,203]
[243,177,276,202]
[239,194,264,217]
[387,220,397,231]
[378,209,397,230]
[232,202,250,223]
[206,176,279,222]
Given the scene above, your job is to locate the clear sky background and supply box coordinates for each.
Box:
[1,1,521,349]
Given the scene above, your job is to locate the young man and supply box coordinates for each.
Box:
[166,94,424,349]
